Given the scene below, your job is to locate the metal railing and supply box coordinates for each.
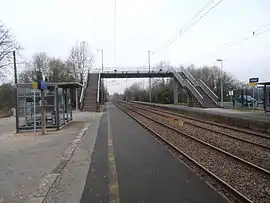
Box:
[180,67,217,105]
[91,66,173,73]
[170,67,203,105]
[97,72,101,103]
[170,67,184,86]
[184,79,204,105]
[79,72,89,107]
[198,79,218,104]
[180,67,196,85]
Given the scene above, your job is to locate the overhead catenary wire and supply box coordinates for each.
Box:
[186,22,270,65]
[154,0,224,54]
[182,0,224,34]
[222,24,270,49]
[144,0,218,67]
[162,0,214,50]
[165,0,225,49]
[216,23,270,48]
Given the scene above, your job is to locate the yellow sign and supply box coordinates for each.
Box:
[249,82,256,87]
[32,81,38,89]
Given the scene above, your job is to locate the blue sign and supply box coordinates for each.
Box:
[40,81,47,90]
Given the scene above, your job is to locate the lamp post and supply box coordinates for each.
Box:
[216,59,224,107]
[148,50,153,102]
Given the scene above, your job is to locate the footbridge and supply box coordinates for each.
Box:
[81,67,219,111]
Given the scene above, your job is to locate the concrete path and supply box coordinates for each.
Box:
[0,112,102,203]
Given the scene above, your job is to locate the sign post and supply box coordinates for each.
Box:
[32,81,38,134]
[40,81,47,135]
[32,79,47,134]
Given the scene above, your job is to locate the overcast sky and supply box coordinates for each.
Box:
[1,0,270,93]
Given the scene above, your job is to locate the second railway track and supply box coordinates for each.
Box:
[117,102,270,203]
[127,102,270,171]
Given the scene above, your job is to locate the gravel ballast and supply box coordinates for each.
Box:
[130,105,270,171]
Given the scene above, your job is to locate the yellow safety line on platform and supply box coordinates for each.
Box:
[107,109,120,203]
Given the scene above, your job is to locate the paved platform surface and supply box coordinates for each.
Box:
[0,112,101,203]
[80,103,228,203]
[44,112,102,203]
[0,116,16,138]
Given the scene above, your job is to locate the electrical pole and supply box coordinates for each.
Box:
[13,51,19,133]
[75,74,78,111]
[13,51,18,84]
[217,59,224,108]
[148,50,152,103]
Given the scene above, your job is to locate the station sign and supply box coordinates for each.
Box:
[249,78,259,87]
[249,78,259,83]
[32,80,47,90]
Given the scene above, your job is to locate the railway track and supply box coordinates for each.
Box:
[116,102,270,203]
[127,103,270,171]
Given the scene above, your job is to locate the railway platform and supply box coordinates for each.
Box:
[133,101,270,121]
[80,103,228,203]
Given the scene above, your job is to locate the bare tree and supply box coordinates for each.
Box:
[0,22,19,77]
[18,61,33,83]
[68,41,94,83]
[19,56,75,83]
[47,58,73,82]
[32,52,49,80]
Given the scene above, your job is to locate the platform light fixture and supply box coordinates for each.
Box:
[216,59,223,108]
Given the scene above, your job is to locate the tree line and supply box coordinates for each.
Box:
[18,41,93,83]
[0,21,96,114]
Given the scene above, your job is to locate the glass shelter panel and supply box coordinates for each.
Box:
[16,83,75,132]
